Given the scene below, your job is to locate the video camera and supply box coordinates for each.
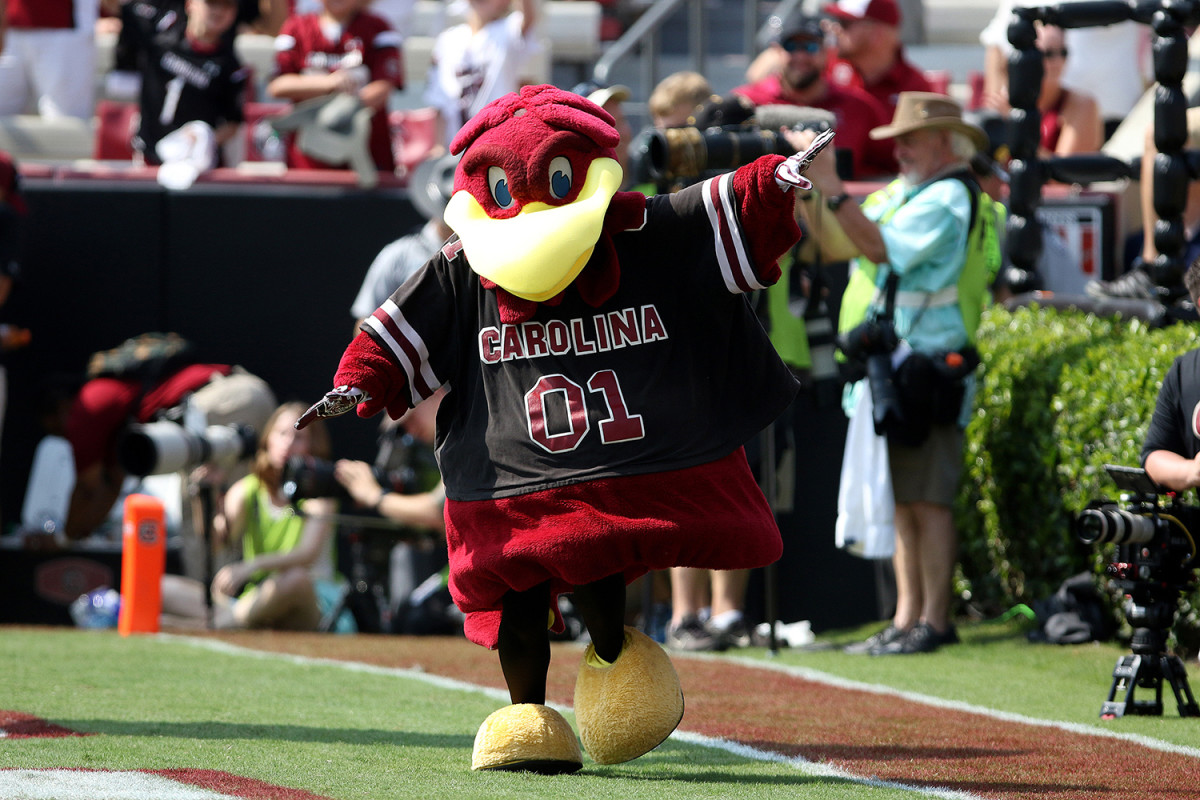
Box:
[635,97,837,187]
[280,455,416,506]
[118,421,257,477]
[1073,465,1200,717]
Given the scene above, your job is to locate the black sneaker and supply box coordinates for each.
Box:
[710,617,753,649]
[871,622,957,655]
[1085,268,1157,301]
[843,624,905,655]
[666,616,726,652]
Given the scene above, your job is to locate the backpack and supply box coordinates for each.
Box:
[86,332,197,385]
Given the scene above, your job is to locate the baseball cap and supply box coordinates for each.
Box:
[570,81,632,109]
[775,11,825,43]
[823,0,901,27]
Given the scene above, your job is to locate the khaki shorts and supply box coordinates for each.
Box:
[887,424,964,506]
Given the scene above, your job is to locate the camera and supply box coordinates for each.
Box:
[1074,465,1200,717]
[118,421,257,477]
[837,317,899,364]
[280,455,416,505]
[634,97,835,186]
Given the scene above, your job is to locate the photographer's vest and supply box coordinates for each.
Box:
[837,172,1003,344]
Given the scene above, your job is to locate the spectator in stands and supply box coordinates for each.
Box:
[423,0,540,151]
[108,0,248,167]
[0,149,30,476]
[979,0,1149,140]
[268,0,404,173]
[647,70,713,129]
[1027,23,1102,158]
[0,0,98,119]
[60,353,275,543]
[350,151,457,328]
[571,81,633,184]
[160,401,342,631]
[822,0,934,113]
[732,11,894,180]
[1087,108,1200,302]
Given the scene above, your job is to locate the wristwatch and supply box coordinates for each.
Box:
[825,192,851,212]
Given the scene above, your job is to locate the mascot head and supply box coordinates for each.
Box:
[443,85,631,305]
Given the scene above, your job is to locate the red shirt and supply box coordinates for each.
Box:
[826,51,934,112]
[66,364,232,474]
[732,77,896,179]
[274,11,404,172]
[8,0,76,29]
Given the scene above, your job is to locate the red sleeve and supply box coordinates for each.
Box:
[335,332,412,420]
[363,17,405,90]
[66,379,139,474]
[274,15,307,77]
[730,155,802,286]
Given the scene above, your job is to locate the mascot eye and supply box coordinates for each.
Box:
[488,166,514,209]
[548,157,573,200]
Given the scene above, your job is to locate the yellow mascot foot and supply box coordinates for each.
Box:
[574,625,685,764]
[471,703,583,774]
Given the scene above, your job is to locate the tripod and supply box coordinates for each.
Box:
[1100,621,1200,718]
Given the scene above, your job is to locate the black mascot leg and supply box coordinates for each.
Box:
[497,580,551,704]
[572,572,627,664]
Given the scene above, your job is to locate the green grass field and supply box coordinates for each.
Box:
[2,620,1198,800]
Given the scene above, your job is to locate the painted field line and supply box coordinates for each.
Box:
[165,635,983,799]
[718,652,1200,760]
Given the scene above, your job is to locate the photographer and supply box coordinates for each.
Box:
[57,340,274,544]
[161,401,341,630]
[1142,261,1200,492]
[790,93,997,655]
[332,389,446,537]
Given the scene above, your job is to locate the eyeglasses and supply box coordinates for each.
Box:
[781,37,823,54]
[1039,48,1069,59]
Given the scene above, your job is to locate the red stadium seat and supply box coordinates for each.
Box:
[389,106,438,183]
[93,100,139,161]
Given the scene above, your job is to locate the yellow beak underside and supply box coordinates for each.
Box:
[444,158,622,302]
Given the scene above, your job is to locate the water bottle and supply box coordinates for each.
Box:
[69,587,121,629]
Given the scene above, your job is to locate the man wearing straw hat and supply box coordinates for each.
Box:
[787,91,997,655]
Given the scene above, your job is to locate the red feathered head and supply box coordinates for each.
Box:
[441,84,636,307]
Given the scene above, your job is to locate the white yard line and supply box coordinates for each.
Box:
[163,634,986,799]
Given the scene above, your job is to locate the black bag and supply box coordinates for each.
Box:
[889,346,980,447]
[1028,572,1115,645]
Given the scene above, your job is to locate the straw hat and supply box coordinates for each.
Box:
[869,92,989,153]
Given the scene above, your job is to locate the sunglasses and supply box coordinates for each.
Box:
[781,37,823,54]
[1039,48,1069,59]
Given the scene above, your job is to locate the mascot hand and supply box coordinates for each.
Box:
[301,330,414,429]
[296,386,366,429]
[774,128,835,192]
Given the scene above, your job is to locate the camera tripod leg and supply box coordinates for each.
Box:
[1100,652,1200,717]
[1161,654,1200,717]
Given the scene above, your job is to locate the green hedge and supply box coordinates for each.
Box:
[956,304,1200,646]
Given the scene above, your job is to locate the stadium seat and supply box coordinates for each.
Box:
[389,106,438,182]
[93,100,139,161]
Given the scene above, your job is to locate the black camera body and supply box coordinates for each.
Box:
[281,455,416,506]
[1074,465,1200,717]
[1075,466,1199,600]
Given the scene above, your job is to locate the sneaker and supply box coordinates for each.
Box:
[666,615,726,652]
[871,622,958,655]
[843,624,905,655]
[1085,268,1157,301]
[711,617,753,649]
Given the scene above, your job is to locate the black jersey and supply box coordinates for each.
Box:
[363,170,800,501]
[1142,348,1200,466]
[115,1,247,165]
